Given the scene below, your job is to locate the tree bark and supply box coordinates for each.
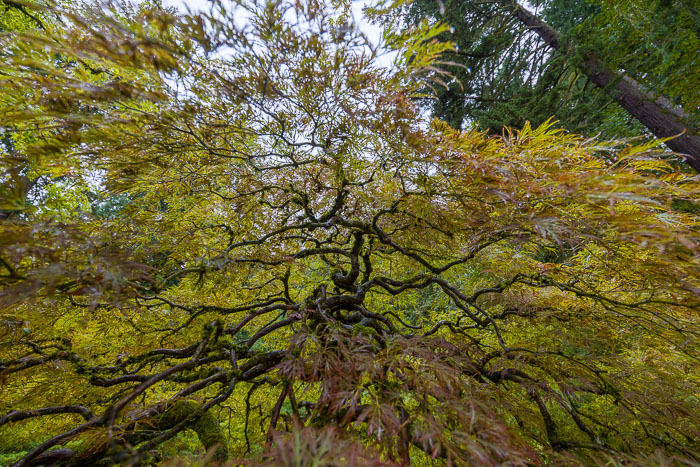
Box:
[506,1,700,172]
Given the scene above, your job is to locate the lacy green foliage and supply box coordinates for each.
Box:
[0,0,698,466]
[0,0,50,33]
[672,198,700,215]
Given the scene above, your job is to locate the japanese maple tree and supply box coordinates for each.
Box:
[0,0,698,465]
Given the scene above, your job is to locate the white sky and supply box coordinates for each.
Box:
[163,0,393,65]
[160,0,543,70]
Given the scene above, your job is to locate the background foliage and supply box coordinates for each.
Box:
[401,0,699,145]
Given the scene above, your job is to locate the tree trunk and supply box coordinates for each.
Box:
[507,1,700,172]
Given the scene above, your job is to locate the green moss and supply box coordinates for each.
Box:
[214,337,233,350]
[159,401,229,462]
[352,324,378,339]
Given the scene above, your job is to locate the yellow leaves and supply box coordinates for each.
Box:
[384,19,456,82]
[625,158,675,173]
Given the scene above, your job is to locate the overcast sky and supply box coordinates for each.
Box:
[162,0,393,65]
[160,0,542,69]
[162,0,385,45]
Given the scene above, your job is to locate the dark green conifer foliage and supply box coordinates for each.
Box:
[403,0,698,148]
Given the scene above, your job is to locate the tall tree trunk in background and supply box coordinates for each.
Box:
[506,0,700,172]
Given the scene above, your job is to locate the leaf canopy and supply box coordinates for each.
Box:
[0,0,698,465]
